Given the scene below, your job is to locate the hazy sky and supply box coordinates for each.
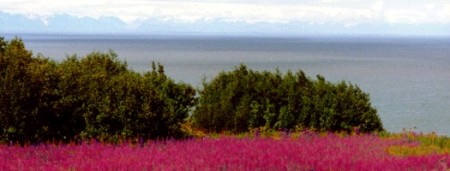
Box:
[2,0,450,26]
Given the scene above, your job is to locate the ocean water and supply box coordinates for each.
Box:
[5,34,450,135]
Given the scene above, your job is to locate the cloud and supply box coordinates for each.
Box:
[443,5,450,22]
[384,9,424,24]
[1,0,449,26]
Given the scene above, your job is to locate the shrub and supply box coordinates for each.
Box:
[193,64,383,133]
[0,36,383,144]
[0,37,197,144]
[0,37,60,143]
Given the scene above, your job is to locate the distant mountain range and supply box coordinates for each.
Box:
[1,11,449,36]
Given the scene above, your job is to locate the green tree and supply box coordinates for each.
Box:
[193,64,383,133]
[0,36,198,143]
[0,37,60,143]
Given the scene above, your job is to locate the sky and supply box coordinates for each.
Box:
[1,0,450,35]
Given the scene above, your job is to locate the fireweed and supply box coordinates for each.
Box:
[0,133,448,171]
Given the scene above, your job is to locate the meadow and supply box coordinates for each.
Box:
[1,131,449,171]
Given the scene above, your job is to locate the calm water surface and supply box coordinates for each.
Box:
[6,34,450,135]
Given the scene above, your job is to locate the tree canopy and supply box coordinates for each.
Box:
[193,64,383,133]
[0,36,383,144]
[0,37,196,144]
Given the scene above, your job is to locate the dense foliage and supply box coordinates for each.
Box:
[1,36,384,143]
[0,37,196,143]
[193,64,383,133]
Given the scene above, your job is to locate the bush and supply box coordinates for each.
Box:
[0,37,59,143]
[0,36,383,144]
[192,64,384,133]
[0,37,197,144]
